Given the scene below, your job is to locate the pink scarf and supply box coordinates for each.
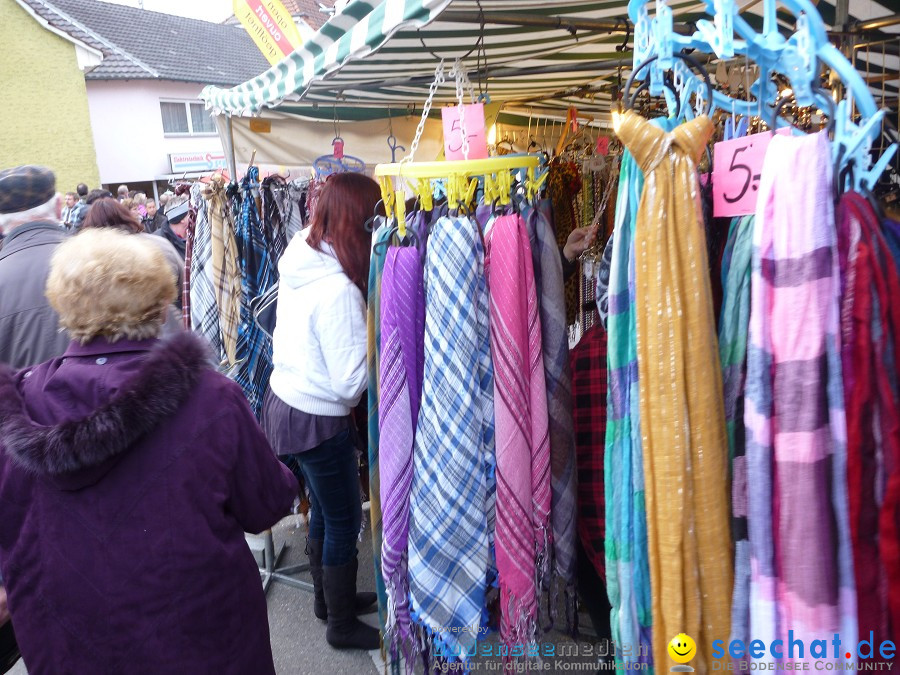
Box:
[486,213,552,656]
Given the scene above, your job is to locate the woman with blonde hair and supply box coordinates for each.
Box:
[0,229,297,673]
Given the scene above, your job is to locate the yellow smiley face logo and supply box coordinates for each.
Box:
[668,633,697,664]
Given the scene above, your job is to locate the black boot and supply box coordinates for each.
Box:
[323,557,381,650]
[0,621,21,675]
[307,540,377,621]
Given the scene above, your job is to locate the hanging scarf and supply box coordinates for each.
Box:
[379,245,425,668]
[549,159,582,325]
[522,199,578,630]
[486,213,551,656]
[206,173,241,366]
[570,323,608,580]
[182,193,195,325]
[260,176,289,262]
[838,192,900,657]
[367,222,393,648]
[234,167,279,417]
[408,215,495,663]
[746,131,855,661]
[604,148,653,670]
[618,111,732,673]
[183,183,223,360]
[718,215,754,651]
[881,217,900,271]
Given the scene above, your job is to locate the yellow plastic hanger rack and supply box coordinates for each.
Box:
[374,155,542,235]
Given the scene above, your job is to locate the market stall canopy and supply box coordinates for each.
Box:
[201,0,899,119]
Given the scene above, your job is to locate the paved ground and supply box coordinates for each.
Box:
[10,512,608,675]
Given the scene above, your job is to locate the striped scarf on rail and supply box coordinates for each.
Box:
[838,192,900,658]
[234,167,278,417]
[379,245,425,668]
[206,173,241,366]
[368,221,393,646]
[746,131,855,662]
[191,182,223,360]
[408,215,495,664]
[719,215,754,650]
[486,212,551,657]
[522,199,578,629]
[604,147,653,670]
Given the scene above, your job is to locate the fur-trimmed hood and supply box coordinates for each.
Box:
[0,331,213,484]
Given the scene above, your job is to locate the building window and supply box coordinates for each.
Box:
[190,103,216,134]
[160,100,216,135]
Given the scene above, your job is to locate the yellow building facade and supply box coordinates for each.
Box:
[0,0,100,192]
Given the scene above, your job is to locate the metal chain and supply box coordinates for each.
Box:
[403,60,445,164]
[451,59,471,160]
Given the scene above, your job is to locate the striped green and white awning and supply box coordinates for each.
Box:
[201,0,899,119]
[201,0,695,117]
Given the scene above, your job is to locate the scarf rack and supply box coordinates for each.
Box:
[373,155,543,236]
[627,0,897,192]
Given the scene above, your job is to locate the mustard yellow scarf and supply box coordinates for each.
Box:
[617,111,733,673]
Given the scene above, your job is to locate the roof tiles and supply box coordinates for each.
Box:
[19,0,271,85]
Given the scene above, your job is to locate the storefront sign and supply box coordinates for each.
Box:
[169,152,228,173]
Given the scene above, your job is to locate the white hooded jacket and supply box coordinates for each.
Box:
[269,228,367,417]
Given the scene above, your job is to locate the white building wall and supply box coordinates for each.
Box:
[85,79,224,184]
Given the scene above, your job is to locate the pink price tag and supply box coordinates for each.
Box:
[596,136,610,156]
[712,129,789,218]
[441,103,489,161]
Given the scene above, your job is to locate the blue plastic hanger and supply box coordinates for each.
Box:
[626,0,896,192]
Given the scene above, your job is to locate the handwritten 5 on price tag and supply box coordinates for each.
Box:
[712,129,789,217]
[441,103,489,161]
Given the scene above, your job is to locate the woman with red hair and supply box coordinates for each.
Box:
[262,172,380,651]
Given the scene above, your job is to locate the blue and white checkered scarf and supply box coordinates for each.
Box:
[407,215,496,662]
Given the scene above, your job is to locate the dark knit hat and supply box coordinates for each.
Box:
[0,166,56,214]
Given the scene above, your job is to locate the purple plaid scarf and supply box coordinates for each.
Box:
[379,246,425,667]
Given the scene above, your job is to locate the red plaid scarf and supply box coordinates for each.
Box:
[570,324,608,580]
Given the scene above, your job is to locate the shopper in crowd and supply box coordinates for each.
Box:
[262,172,379,651]
[133,191,148,218]
[0,166,71,367]
[121,197,137,218]
[156,194,190,260]
[116,184,128,201]
[85,188,113,205]
[0,228,298,673]
[81,197,185,316]
[60,191,79,229]
[0,165,72,673]
[71,183,89,231]
[142,198,167,233]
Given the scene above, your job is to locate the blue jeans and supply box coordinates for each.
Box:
[290,428,361,566]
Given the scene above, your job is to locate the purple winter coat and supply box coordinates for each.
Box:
[0,332,298,674]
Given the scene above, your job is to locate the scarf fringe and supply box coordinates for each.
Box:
[535,524,556,634]
[410,608,480,674]
[384,574,421,675]
[565,581,578,638]
[500,586,540,670]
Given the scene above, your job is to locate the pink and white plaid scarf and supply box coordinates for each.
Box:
[486,213,552,656]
